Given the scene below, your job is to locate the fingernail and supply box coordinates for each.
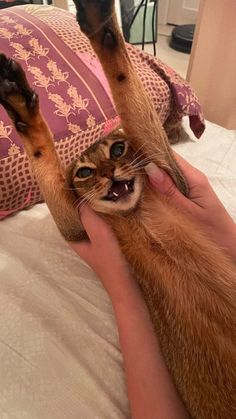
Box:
[145,163,164,183]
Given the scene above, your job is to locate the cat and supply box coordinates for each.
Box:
[67,128,144,215]
[0,1,236,417]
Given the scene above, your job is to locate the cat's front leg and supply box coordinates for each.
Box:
[73,0,188,196]
[0,54,85,241]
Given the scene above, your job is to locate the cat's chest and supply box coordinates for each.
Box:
[138,191,169,230]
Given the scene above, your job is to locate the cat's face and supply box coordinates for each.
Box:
[70,129,145,215]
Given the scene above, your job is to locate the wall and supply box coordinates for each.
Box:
[187,0,236,129]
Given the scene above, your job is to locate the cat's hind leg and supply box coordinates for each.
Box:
[164,119,191,144]
[0,54,84,241]
[73,0,188,196]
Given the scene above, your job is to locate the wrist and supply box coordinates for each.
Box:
[103,270,141,307]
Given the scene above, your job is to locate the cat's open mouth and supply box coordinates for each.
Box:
[103,178,135,202]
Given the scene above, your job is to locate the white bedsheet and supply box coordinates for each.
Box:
[0,119,236,418]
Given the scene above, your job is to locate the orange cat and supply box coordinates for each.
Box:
[0,1,236,417]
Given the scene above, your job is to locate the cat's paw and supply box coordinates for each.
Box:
[0,53,38,133]
[73,0,114,37]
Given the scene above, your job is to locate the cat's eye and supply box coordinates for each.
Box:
[76,167,94,179]
[110,142,125,159]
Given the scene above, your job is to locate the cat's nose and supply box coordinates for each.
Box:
[100,165,115,179]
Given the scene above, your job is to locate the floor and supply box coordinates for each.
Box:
[66,3,190,79]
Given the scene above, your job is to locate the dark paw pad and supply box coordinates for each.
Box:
[0,55,26,88]
[0,80,19,102]
[16,121,29,133]
[0,53,38,129]
[102,30,117,48]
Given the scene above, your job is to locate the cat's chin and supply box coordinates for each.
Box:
[93,176,143,215]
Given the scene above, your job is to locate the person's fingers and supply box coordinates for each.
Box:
[79,205,113,244]
[172,151,208,190]
[172,150,197,174]
[145,163,194,212]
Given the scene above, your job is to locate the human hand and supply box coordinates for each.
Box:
[145,152,236,260]
[68,205,134,298]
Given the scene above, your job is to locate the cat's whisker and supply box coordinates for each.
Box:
[133,143,146,156]
[75,189,98,209]
[134,141,160,156]
[81,190,97,203]
[132,153,163,165]
[133,141,151,157]
[132,170,147,176]
[79,186,106,207]
[131,151,149,166]
[74,197,82,210]
[132,158,156,169]
[131,151,163,167]
[132,160,151,170]
[63,186,80,191]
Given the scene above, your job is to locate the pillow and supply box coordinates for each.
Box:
[0,5,204,219]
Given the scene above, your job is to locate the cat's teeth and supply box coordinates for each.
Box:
[113,192,119,197]
[125,183,128,191]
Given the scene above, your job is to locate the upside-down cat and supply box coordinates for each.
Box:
[0,1,236,417]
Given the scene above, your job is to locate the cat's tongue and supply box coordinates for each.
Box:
[107,179,134,201]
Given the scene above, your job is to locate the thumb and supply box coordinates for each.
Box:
[145,163,192,210]
[79,204,109,244]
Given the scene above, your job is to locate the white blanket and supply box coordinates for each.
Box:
[0,119,236,418]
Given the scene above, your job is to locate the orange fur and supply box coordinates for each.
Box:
[0,2,236,416]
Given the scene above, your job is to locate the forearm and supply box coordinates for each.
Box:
[108,273,189,419]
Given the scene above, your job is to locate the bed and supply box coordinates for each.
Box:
[0,5,236,419]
